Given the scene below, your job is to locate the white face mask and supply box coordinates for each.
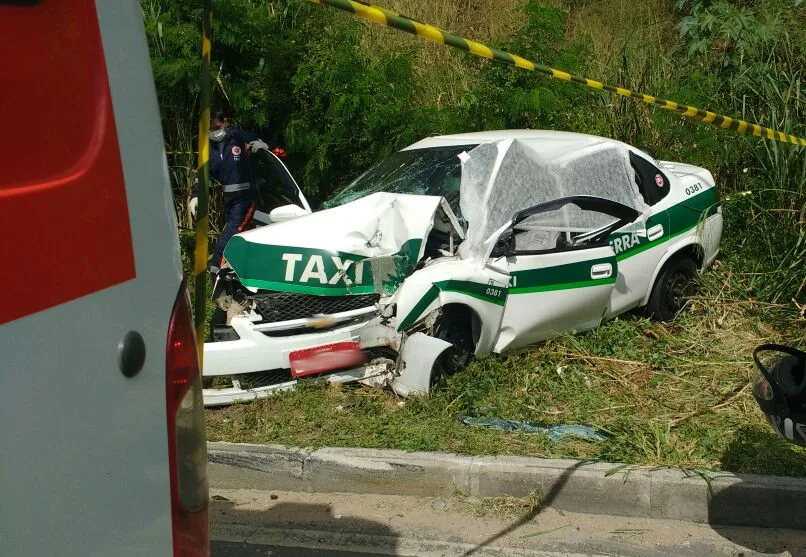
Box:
[209,128,227,142]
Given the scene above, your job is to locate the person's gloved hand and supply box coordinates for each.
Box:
[188,197,198,219]
[248,140,269,153]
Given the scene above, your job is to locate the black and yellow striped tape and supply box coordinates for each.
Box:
[193,0,213,368]
[307,0,806,147]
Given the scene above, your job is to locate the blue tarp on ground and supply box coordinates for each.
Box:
[457,414,610,442]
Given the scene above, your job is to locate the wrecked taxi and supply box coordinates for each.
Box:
[203,130,722,406]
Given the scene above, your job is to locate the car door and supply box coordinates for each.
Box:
[253,149,312,225]
[605,150,673,317]
[492,197,640,353]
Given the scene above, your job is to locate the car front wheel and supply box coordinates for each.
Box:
[647,257,697,321]
[431,308,476,387]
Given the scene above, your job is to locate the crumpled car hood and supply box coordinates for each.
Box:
[223,192,462,295]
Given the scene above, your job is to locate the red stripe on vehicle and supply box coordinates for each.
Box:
[219,203,256,268]
[236,203,256,233]
[0,0,135,324]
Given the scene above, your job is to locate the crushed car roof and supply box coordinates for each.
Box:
[455,138,648,261]
[405,130,623,161]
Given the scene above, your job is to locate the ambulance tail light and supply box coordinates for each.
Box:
[166,280,210,557]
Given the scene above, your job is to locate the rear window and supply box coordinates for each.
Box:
[629,151,671,205]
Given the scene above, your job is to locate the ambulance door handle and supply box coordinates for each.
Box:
[590,263,613,279]
[118,331,146,378]
[647,224,664,241]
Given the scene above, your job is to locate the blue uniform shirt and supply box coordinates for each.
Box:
[192,128,259,197]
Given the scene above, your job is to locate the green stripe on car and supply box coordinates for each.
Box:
[225,237,422,295]
[509,257,616,295]
[611,187,719,261]
[396,279,507,331]
[397,285,440,331]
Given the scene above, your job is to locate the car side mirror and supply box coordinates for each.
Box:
[491,230,515,258]
[269,204,309,223]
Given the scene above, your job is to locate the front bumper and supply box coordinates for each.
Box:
[203,361,394,407]
[202,310,400,407]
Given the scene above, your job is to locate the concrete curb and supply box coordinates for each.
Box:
[207,442,806,530]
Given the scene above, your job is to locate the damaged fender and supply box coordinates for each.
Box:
[391,332,453,396]
[393,258,510,356]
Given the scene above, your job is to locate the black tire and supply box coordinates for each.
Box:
[647,258,697,321]
[431,309,476,386]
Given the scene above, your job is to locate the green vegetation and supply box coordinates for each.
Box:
[206,262,806,476]
[142,0,806,473]
[146,0,805,304]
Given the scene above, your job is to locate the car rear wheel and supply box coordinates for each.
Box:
[647,257,697,321]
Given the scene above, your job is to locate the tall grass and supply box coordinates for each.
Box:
[738,142,805,301]
[358,1,528,118]
[720,32,806,303]
[564,0,677,145]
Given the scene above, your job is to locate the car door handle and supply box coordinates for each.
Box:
[647,224,664,241]
[590,263,613,279]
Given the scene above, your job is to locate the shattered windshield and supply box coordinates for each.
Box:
[323,145,478,217]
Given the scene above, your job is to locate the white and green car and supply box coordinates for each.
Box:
[203,130,722,406]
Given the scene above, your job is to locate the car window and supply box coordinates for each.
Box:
[513,203,619,252]
[253,152,306,212]
[507,197,640,255]
[323,145,478,218]
[629,151,671,205]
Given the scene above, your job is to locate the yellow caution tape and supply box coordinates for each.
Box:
[194,0,213,369]
[307,0,806,147]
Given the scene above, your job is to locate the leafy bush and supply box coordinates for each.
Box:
[144,0,806,304]
[469,2,600,133]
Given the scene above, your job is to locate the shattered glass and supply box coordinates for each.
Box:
[516,205,618,233]
[367,255,410,295]
[323,144,478,219]
[513,206,619,251]
[458,139,648,261]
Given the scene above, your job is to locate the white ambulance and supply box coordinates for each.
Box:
[1,2,208,555]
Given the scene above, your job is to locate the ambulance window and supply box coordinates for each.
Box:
[629,151,671,205]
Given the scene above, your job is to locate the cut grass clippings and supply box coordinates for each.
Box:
[206,262,806,478]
